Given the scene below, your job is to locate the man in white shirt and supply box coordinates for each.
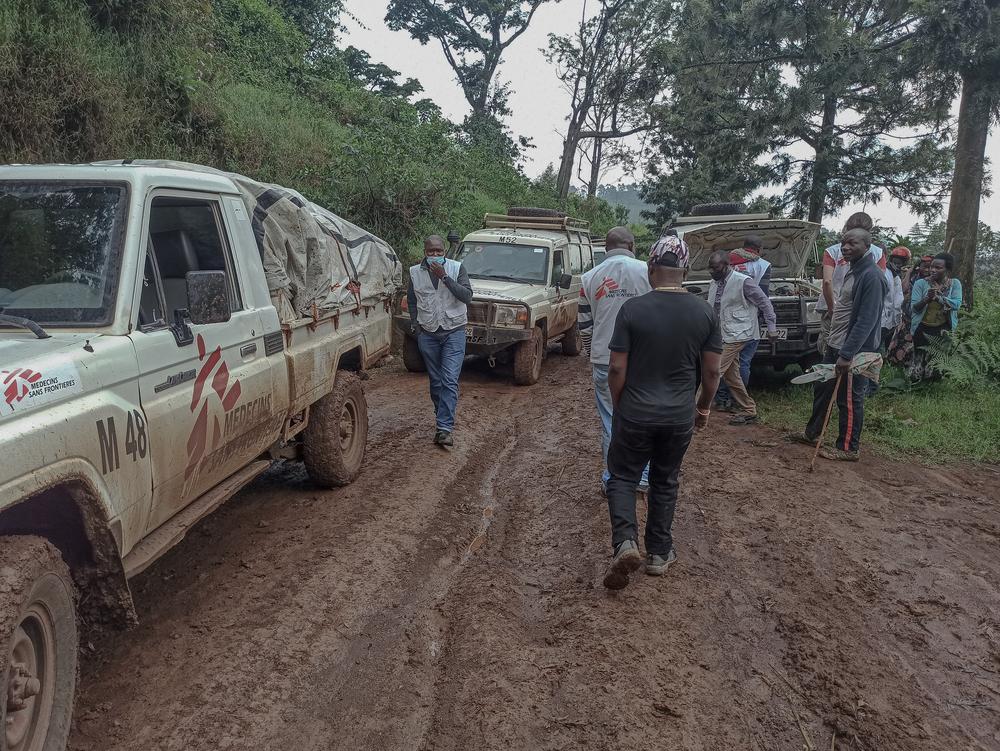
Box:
[579,227,652,491]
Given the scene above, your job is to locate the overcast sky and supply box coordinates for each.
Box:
[342,0,998,234]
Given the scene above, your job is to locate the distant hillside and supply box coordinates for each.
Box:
[597,183,655,225]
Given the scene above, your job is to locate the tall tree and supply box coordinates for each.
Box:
[917,0,1000,306]
[643,0,955,227]
[385,0,552,120]
[546,0,670,200]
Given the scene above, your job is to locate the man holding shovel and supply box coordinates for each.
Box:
[789,228,886,461]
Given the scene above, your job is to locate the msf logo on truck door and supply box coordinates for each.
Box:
[185,333,242,480]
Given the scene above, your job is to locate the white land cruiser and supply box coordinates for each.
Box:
[672,207,823,372]
[396,209,594,385]
[0,162,400,750]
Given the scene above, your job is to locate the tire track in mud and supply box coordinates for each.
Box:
[70,352,1000,751]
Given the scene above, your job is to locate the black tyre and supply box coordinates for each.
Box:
[507,207,567,218]
[688,202,745,217]
[1,536,77,751]
[303,372,369,487]
[561,322,583,356]
[513,327,544,385]
[402,335,426,373]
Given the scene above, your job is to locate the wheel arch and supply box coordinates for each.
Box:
[0,479,137,637]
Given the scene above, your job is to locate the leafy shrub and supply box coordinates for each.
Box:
[926,283,1000,384]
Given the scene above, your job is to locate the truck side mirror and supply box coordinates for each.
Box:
[557,273,572,290]
[186,271,232,325]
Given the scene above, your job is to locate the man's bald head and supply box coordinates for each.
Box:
[605,226,635,251]
[424,235,446,258]
[840,227,871,262]
[843,212,873,232]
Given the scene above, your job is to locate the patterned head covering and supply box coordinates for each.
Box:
[649,235,690,268]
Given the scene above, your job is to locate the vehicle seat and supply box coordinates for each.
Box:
[151,230,199,315]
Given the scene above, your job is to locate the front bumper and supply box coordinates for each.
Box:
[753,324,821,367]
[393,316,531,355]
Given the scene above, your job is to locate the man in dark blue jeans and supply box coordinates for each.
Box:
[407,235,473,446]
[602,239,722,590]
[791,227,885,461]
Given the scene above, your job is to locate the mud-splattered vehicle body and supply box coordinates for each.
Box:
[0,162,399,749]
[395,210,595,385]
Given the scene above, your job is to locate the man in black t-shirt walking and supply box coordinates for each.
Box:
[602,236,723,590]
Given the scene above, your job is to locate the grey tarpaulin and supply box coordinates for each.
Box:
[119,161,402,323]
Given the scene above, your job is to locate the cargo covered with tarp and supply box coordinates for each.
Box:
[121,161,402,323]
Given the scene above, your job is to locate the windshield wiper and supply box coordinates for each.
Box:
[0,314,50,339]
[472,274,536,284]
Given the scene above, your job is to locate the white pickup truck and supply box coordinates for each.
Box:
[0,163,400,750]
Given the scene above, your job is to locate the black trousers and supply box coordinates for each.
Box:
[606,414,694,555]
[805,347,868,452]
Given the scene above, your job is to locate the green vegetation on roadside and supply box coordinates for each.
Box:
[0,0,622,265]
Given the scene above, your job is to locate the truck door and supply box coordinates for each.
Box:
[550,248,576,336]
[129,191,276,534]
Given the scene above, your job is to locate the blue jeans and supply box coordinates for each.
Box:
[417,328,466,432]
[592,364,649,487]
[716,339,758,402]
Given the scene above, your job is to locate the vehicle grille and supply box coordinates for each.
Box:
[467,302,490,325]
[772,300,802,326]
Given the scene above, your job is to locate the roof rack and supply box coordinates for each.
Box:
[482,213,590,231]
[673,212,774,225]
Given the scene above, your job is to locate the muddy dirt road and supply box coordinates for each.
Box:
[69,349,1000,750]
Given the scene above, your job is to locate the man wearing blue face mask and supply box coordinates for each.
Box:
[406,235,474,446]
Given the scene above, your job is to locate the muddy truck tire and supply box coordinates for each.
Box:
[507,207,567,219]
[688,202,745,216]
[561,322,583,356]
[1,536,78,751]
[402,335,426,373]
[513,327,544,385]
[303,372,369,487]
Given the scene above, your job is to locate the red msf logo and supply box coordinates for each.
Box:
[185,334,242,480]
[2,368,42,407]
[594,278,620,301]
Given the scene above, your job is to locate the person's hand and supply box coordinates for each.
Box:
[767,329,779,342]
[429,262,447,280]
[835,356,851,376]
[409,322,420,337]
[924,288,936,303]
[695,408,710,430]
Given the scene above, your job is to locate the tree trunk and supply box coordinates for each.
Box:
[586,137,603,197]
[944,70,995,309]
[807,93,838,225]
[556,119,584,200]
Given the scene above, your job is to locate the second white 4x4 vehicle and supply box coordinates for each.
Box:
[0,161,400,750]
[397,209,595,385]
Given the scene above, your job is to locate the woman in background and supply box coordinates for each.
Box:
[908,252,963,380]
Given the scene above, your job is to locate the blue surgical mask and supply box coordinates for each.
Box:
[426,256,445,266]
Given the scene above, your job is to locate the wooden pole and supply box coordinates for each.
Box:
[810,373,843,472]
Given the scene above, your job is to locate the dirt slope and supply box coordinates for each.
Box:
[69,350,1000,750]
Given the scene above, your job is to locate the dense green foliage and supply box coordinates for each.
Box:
[0,0,619,264]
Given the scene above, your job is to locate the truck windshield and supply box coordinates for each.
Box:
[0,182,126,327]
[456,242,549,284]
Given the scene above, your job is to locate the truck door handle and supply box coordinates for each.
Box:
[241,343,257,358]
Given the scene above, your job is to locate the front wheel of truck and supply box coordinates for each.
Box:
[1,536,77,751]
[303,372,369,488]
[513,327,544,386]
[402,335,426,373]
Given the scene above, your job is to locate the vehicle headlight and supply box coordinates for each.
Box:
[494,304,529,328]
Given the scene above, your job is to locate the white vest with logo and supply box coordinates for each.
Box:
[410,259,468,332]
[709,270,760,344]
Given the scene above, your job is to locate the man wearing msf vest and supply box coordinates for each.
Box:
[707,250,778,425]
[406,235,474,447]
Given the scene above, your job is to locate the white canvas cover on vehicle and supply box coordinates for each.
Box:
[119,161,402,323]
